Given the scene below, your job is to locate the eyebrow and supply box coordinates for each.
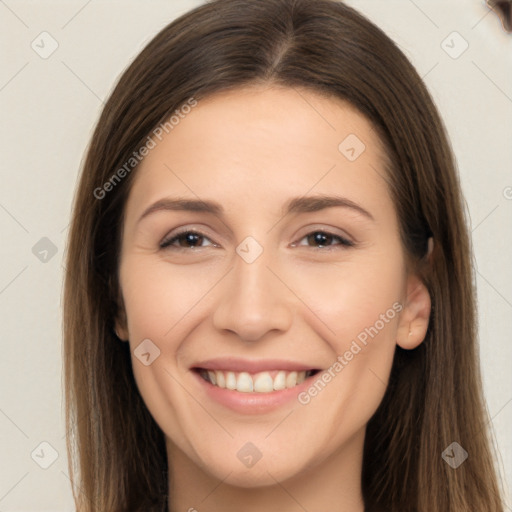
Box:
[138,194,375,223]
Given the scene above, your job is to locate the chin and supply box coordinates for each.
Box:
[190,441,310,488]
[208,458,303,488]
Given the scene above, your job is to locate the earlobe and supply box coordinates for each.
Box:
[114,303,129,340]
[397,274,431,350]
[114,301,129,342]
[114,324,129,341]
[113,285,129,341]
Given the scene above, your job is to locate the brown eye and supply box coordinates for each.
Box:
[297,231,354,249]
[160,230,215,249]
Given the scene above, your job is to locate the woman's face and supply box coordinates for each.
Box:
[116,85,430,488]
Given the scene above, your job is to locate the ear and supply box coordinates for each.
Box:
[114,315,129,342]
[396,273,431,350]
[114,291,129,342]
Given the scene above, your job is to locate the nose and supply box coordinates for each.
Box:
[212,245,293,342]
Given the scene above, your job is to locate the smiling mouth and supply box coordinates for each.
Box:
[194,368,321,393]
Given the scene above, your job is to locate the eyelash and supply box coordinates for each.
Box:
[159,229,355,251]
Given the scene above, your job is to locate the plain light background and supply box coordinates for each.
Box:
[0,0,511,510]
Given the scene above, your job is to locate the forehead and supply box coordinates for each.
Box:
[125,85,393,221]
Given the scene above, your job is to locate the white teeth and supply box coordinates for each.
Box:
[202,369,313,393]
[254,372,274,392]
[237,372,254,392]
[273,371,286,390]
[215,370,225,388]
[286,371,298,388]
[226,371,237,390]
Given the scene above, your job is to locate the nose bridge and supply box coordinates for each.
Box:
[235,242,274,300]
[212,237,293,341]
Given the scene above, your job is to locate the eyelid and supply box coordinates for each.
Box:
[291,232,354,249]
[160,226,218,248]
[292,224,355,245]
[160,224,356,251]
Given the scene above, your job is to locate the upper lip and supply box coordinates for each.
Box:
[191,357,320,373]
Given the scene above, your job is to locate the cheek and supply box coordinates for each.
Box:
[288,252,404,430]
[118,258,206,446]
[119,255,216,340]
[284,248,405,344]
[118,256,228,438]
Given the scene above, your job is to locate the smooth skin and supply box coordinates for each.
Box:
[115,85,431,512]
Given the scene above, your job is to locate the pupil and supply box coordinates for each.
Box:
[309,232,331,247]
[181,233,202,247]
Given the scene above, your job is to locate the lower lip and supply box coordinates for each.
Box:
[192,370,315,414]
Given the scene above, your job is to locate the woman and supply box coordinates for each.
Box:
[63,0,506,510]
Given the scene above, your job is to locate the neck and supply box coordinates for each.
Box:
[166,430,366,512]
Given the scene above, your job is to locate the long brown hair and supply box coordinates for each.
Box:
[63,0,505,510]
